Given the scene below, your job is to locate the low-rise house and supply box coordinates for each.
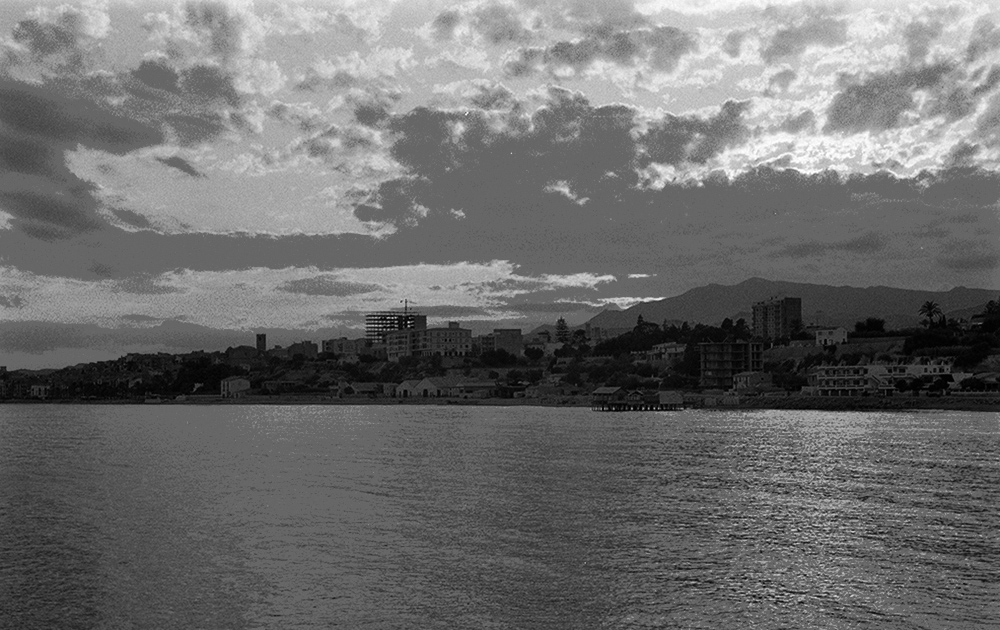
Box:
[815,327,848,346]
[30,384,51,399]
[396,379,422,398]
[647,342,686,364]
[733,371,773,394]
[452,380,498,398]
[220,376,251,398]
[591,386,625,403]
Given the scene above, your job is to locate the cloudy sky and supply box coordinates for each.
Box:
[1,0,999,368]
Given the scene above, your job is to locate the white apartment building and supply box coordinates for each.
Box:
[807,361,952,396]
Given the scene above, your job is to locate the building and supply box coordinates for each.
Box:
[647,342,686,364]
[322,337,369,359]
[365,310,427,343]
[287,340,318,359]
[699,341,763,389]
[806,361,952,396]
[221,376,251,397]
[478,329,523,356]
[733,371,773,393]
[385,322,472,361]
[815,327,847,346]
[752,296,803,341]
[256,333,267,354]
[30,384,51,399]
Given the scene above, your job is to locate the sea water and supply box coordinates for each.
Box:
[1,405,997,629]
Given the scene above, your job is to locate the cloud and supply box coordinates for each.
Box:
[779,110,815,133]
[277,275,383,296]
[767,68,796,94]
[938,241,1000,271]
[432,10,461,41]
[0,76,164,239]
[4,1,109,73]
[156,156,205,178]
[722,30,745,58]
[824,63,952,133]
[473,3,531,45]
[903,19,943,63]
[504,24,696,76]
[0,294,25,308]
[775,232,887,258]
[966,16,1000,63]
[642,99,752,166]
[761,15,847,64]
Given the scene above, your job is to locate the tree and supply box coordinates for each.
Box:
[919,301,942,327]
[555,317,570,343]
[524,347,544,362]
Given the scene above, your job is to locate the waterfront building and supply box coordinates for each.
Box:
[220,376,251,398]
[805,361,952,396]
[699,341,764,389]
[752,297,803,340]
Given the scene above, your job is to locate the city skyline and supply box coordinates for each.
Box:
[1,0,1000,369]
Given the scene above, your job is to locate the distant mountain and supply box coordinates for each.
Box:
[586,278,998,331]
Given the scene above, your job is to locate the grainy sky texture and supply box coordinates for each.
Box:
[0,0,999,367]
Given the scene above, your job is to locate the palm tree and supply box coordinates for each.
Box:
[919,301,942,327]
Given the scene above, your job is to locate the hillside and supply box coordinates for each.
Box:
[586,278,997,330]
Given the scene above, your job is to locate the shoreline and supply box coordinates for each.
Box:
[3,394,1000,412]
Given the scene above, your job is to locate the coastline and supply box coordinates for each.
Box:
[3,394,1000,412]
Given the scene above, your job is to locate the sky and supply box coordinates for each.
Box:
[1,0,999,368]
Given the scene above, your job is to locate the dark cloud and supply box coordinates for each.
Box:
[504,301,605,314]
[183,0,247,64]
[504,24,695,76]
[825,63,952,133]
[432,10,461,41]
[0,74,175,240]
[468,83,517,110]
[8,5,103,72]
[642,99,751,165]
[277,276,383,296]
[903,19,943,63]
[943,141,981,168]
[156,156,205,178]
[966,16,1000,63]
[779,110,815,134]
[411,305,493,318]
[722,31,745,58]
[767,69,797,94]
[761,16,847,64]
[0,295,25,309]
[179,64,241,107]
[473,3,530,45]
[775,232,887,258]
[645,26,698,72]
[113,275,183,295]
[0,164,996,289]
[974,93,1000,146]
[120,314,163,323]
[131,59,181,93]
[972,65,1000,97]
[938,245,1000,271]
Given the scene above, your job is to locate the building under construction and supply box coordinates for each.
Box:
[365,311,427,343]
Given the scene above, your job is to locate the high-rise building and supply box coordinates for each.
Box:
[365,310,427,343]
[699,341,763,389]
[256,333,267,354]
[752,297,802,340]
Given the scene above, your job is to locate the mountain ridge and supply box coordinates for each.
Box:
[586,278,998,331]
